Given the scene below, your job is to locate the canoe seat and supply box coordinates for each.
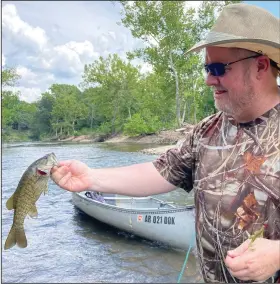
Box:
[85,191,105,203]
[159,202,170,209]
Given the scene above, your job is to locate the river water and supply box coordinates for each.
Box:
[2,142,202,283]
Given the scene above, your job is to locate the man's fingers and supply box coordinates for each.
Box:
[57,160,74,167]
[57,171,72,189]
[51,161,71,173]
[228,267,265,282]
[228,268,251,279]
[51,165,70,183]
[225,254,250,272]
[227,239,250,257]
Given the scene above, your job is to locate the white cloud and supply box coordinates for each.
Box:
[5,86,43,103]
[2,4,48,50]
[1,2,149,102]
[3,3,102,90]
[35,40,100,77]
[2,54,6,67]
[108,31,117,41]
[55,40,99,65]
[19,86,43,102]
[14,66,55,91]
[16,66,37,81]
[52,45,85,74]
[100,35,109,44]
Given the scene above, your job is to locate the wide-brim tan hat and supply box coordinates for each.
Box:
[187,3,280,69]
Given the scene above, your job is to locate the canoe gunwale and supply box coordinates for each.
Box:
[73,192,195,215]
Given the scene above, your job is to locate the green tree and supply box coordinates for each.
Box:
[81,87,105,130]
[120,1,198,126]
[2,67,22,131]
[119,1,240,126]
[30,92,56,139]
[17,102,37,130]
[2,91,21,129]
[48,84,87,136]
[2,67,20,87]
[82,54,141,134]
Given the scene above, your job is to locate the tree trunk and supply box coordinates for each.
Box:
[90,107,94,129]
[112,100,118,134]
[192,80,198,124]
[181,100,187,125]
[169,51,181,127]
[194,97,197,124]
[72,120,75,132]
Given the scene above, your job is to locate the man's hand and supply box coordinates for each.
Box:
[225,238,280,282]
[51,160,93,192]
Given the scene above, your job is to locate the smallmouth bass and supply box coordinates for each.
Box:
[4,153,58,250]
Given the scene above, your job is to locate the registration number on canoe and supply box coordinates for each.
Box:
[137,215,175,225]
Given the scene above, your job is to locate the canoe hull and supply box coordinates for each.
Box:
[72,192,195,250]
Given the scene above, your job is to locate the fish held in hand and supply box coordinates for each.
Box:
[4,153,58,250]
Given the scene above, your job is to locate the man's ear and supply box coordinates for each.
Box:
[256,57,270,73]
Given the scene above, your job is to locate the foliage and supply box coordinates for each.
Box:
[2,91,21,129]
[83,54,142,134]
[119,0,239,126]
[123,112,162,136]
[2,1,241,142]
[2,67,20,87]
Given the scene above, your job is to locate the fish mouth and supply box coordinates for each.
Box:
[50,152,58,166]
[37,168,49,176]
[38,153,58,175]
[37,165,54,175]
[36,153,58,176]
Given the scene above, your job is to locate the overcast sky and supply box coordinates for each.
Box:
[2,1,279,103]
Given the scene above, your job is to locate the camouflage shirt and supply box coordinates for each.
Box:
[153,104,280,283]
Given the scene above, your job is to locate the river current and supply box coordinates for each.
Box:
[2,142,201,283]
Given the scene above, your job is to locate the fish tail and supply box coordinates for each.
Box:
[4,226,16,250]
[16,227,27,248]
[4,226,27,250]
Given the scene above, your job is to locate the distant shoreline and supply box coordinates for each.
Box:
[3,125,194,155]
[56,127,193,155]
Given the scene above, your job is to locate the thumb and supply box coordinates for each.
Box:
[227,239,250,258]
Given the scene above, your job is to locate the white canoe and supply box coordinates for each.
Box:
[72,191,196,250]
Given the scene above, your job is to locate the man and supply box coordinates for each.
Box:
[51,3,280,283]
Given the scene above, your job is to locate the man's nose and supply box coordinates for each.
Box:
[205,72,220,86]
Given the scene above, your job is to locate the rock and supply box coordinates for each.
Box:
[175,127,186,132]
[72,135,90,142]
[140,145,176,155]
[60,136,75,141]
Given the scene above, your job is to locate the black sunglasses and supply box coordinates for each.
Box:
[204,54,262,77]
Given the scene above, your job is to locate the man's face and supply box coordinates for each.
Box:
[205,47,256,119]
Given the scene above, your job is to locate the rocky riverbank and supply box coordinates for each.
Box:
[57,124,194,155]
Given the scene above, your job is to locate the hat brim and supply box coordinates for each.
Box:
[186,36,280,68]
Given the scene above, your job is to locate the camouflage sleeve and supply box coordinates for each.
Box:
[152,112,222,192]
[152,131,195,192]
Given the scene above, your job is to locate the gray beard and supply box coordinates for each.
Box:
[215,72,256,119]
